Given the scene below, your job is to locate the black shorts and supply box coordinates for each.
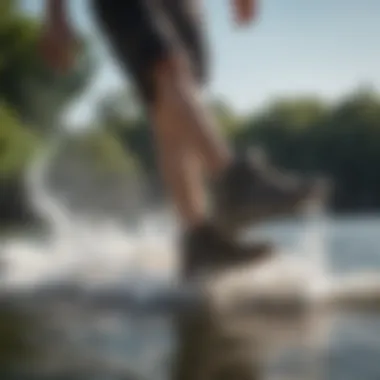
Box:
[92,0,209,104]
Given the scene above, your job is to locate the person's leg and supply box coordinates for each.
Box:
[91,0,265,279]
[92,0,230,229]
[91,0,325,278]
[149,53,231,228]
[149,0,235,229]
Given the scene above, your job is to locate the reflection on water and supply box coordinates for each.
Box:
[0,216,380,379]
[172,297,329,380]
[0,289,330,379]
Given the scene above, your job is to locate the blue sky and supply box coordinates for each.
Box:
[21,0,380,124]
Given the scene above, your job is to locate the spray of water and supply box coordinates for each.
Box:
[1,147,380,314]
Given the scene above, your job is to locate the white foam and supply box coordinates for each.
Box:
[2,154,380,316]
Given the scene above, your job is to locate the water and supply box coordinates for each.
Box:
[0,213,380,379]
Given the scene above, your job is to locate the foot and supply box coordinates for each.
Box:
[181,223,272,279]
[211,148,329,235]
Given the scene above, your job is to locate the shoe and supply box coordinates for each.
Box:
[180,223,272,279]
[211,148,329,236]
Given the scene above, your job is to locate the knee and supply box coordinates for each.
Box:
[153,53,193,90]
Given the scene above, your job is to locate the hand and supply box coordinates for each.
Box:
[39,31,75,72]
[39,0,76,72]
[231,0,258,27]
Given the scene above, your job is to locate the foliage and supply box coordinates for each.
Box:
[234,88,380,211]
[0,102,39,178]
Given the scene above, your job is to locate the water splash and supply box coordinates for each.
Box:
[2,161,380,380]
[2,155,380,309]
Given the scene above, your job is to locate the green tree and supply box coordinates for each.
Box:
[234,89,380,211]
[0,102,39,178]
[0,103,40,227]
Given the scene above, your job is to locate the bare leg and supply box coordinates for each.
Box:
[149,54,231,228]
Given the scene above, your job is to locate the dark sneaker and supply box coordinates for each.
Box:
[180,223,272,279]
[211,148,329,235]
